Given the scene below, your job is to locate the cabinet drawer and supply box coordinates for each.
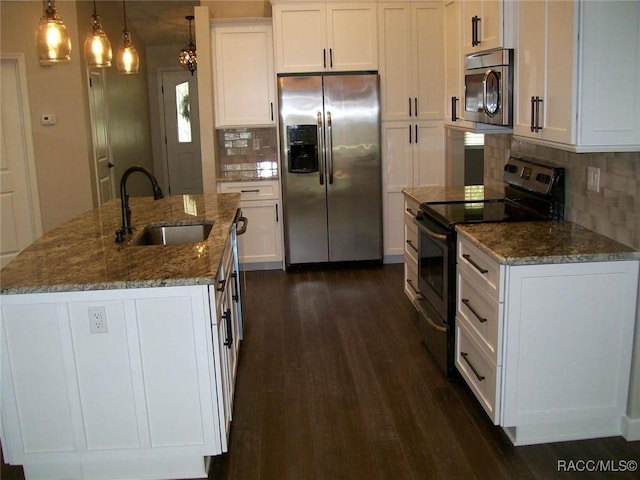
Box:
[456,320,501,424]
[404,258,419,303]
[457,268,502,363]
[218,181,279,200]
[457,238,503,301]
[404,218,418,263]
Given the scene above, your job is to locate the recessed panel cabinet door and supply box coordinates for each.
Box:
[273,4,327,73]
[214,22,275,126]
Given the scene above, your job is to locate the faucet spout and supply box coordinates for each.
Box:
[115,166,164,243]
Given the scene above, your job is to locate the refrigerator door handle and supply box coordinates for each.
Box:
[327,111,333,184]
[317,111,325,185]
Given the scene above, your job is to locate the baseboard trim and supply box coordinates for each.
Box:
[622,415,640,441]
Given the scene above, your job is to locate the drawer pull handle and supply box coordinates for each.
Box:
[461,298,487,323]
[406,278,420,295]
[406,239,418,253]
[406,207,417,217]
[240,189,260,193]
[461,352,485,381]
[462,253,488,274]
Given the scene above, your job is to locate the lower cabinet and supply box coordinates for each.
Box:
[383,123,444,259]
[0,243,242,478]
[218,180,283,268]
[456,236,639,445]
[403,195,420,304]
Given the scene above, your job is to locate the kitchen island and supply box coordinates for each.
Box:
[0,194,243,480]
[455,221,640,445]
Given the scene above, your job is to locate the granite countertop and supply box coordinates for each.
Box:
[456,221,640,266]
[403,185,505,204]
[0,193,241,295]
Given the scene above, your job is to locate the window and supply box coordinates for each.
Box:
[176,81,192,143]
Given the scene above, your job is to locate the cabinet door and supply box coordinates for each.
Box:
[378,3,413,121]
[214,23,275,126]
[327,3,378,71]
[413,2,444,120]
[412,123,445,188]
[444,1,463,123]
[512,0,546,138]
[1,303,76,463]
[382,122,413,257]
[273,3,327,73]
[514,0,575,144]
[462,0,504,53]
[238,199,283,264]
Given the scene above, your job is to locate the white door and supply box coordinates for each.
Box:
[0,56,42,268]
[87,68,115,204]
[161,70,203,195]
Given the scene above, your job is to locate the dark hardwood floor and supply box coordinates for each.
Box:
[3,264,639,479]
[210,264,640,480]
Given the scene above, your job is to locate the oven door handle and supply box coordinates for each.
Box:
[415,296,448,333]
[414,218,448,242]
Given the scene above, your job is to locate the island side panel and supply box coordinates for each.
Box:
[501,260,639,444]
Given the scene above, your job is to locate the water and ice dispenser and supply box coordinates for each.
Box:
[287,125,318,173]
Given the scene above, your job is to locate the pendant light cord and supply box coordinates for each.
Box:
[122,0,128,33]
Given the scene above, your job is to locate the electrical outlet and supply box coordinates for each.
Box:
[587,166,600,193]
[88,306,108,334]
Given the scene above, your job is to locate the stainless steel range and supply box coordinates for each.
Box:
[413,157,565,377]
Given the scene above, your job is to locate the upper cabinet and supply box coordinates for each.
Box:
[513,0,640,152]
[378,2,444,121]
[272,2,378,73]
[461,0,513,54]
[213,19,275,127]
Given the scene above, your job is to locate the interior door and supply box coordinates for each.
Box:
[161,70,202,195]
[0,56,42,268]
[87,68,115,204]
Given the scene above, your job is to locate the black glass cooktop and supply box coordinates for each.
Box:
[419,200,512,228]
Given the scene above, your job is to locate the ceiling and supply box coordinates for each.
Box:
[124,1,200,47]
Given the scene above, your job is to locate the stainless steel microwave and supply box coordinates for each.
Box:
[464,48,514,126]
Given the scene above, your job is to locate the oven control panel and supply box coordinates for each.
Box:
[503,157,563,196]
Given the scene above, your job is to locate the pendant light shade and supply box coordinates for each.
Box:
[116,0,139,74]
[178,15,197,75]
[84,1,112,67]
[36,0,71,65]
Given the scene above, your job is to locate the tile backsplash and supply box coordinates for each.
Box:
[216,127,278,180]
[483,135,640,249]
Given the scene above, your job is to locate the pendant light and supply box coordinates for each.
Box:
[84,0,112,67]
[35,0,71,65]
[116,0,139,74]
[178,15,197,75]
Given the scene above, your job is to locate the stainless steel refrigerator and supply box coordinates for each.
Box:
[278,73,382,268]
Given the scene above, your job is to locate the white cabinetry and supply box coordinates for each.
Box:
[272,2,377,73]
[0,286,235,478]
[461,0,512,54]
[218,180,282,268]
[213,19,275,127]
[513,0,640,152]
[456,235,639,445]
[211,230,243,438]
[444,1,463,124]
[383,123,444,259]
[403,195,420,304]
[378,2,444,122]
[378,2,445,259]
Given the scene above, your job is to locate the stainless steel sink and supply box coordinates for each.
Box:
[129,222,214,246]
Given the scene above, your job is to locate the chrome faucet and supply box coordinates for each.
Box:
[115,166,164,243]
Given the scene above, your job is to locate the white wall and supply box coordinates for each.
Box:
[1,0,94,232]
